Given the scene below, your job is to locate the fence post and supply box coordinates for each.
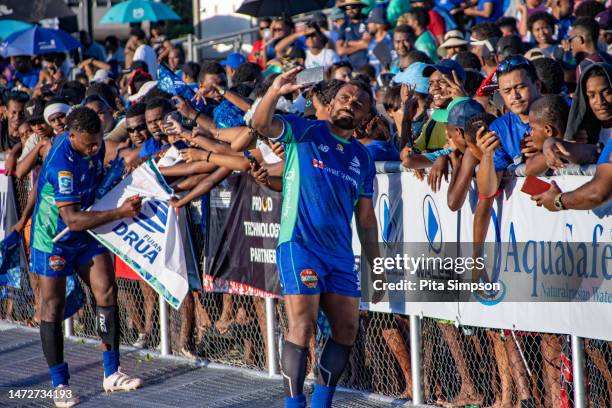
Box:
[571,335,586,408]
[410,315,423,405]
[265,297,278,375]
[186,34,194,62]
[159,296,170,356]
[64,317,73,337]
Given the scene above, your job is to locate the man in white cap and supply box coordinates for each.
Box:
[43,99,71,135]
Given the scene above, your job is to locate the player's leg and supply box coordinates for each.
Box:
[312,293,360,408]
[283,294,320,408]
[39,275,69,385]
[76,250,142,392]
[276,242,324,408]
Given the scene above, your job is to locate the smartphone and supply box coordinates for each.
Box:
[164,111,181,126]
[243,150,261,171]
[173,140,189,150]
[521,176,551,196]
[263,28,271,39]
[296,66,325,86]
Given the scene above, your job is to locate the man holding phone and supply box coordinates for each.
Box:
[476,56,542,198]
[252,68,382,408]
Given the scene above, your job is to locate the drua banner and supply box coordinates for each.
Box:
[89,160,189,310]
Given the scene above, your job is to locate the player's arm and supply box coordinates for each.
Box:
[58,196,142,232]
[252,68,303,140]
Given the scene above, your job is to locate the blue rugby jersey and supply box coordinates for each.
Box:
[273,115,375,262]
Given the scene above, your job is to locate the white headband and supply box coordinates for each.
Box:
[43,103,71,125]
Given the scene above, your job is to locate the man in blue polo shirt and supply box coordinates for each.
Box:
[476,56,542,197]
[252,68,381,408]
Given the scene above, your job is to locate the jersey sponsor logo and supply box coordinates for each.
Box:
[58,171,73,194]
[49,255,66,271]
[336,143,344,153]
[318,144,329,153]
[300,269,319,289]
[312,159,325,169]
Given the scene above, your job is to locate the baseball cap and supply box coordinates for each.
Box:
[91,69,111,83]
[447,99,485,128]
[423,59,466,82]
[221,53,247,69]
[391,62,429,94]
[24,99,46,123]
[128,80,159,102]
[367,7,387,25]
[596,9,612,31]
[431,96,469,123]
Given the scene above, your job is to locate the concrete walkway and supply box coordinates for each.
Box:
[0,323,426,407]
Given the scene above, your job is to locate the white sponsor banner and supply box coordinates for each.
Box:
[89,160,189,310]
[359,173,612,340]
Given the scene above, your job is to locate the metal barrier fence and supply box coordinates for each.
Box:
[2,176,610,408]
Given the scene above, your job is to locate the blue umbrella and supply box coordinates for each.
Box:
[99,0,180,24]
[0,20,33,41]
[1,26,81,57]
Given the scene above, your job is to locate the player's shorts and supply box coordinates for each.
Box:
[276,241,359,297]
[30,239,109,278]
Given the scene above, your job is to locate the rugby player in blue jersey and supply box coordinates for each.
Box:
[30,107,144,407]
[252,68,382,408]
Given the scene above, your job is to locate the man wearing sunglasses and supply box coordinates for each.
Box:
[476,56,542,198]
[335,0,370,70]
[566,17,612,79]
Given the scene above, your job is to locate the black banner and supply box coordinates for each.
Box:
[206,174,282,295]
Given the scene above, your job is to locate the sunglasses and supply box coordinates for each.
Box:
[127,123,147,133]
[305,32,318,39]
[272,28,284,33]
[496,55,532,75]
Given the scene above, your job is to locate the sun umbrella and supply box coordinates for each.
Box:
[0,0,75,23]
[0,20,33,41]
[236,0,334,17]
[99,0,181,24]
[1,26,81,57]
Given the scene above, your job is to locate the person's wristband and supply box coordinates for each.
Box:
[206,151,212,162]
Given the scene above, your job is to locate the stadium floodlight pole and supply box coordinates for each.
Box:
[159,296,170,356]
[410,315,423,404]
[571,335,586,408]
[265,297,278,376]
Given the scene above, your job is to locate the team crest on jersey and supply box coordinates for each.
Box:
[49,255,66,271]
[336,143,344,153]
[300,269,319,289]
[58,171,73,194]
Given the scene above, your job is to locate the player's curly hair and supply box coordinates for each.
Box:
[66,106,102,134]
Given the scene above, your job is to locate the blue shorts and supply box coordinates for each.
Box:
[276,241,360,297]
[30,239,109,278]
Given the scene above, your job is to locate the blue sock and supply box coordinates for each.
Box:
[102,350,120,377]
[311,384,336,408]
[49,362,70,387]
[285,394,307,408]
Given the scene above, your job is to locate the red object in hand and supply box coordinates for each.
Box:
[521,176,551,196]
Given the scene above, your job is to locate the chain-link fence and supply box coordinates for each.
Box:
[2,176,611,407]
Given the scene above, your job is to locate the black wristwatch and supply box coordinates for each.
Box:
[554,193,567,211]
